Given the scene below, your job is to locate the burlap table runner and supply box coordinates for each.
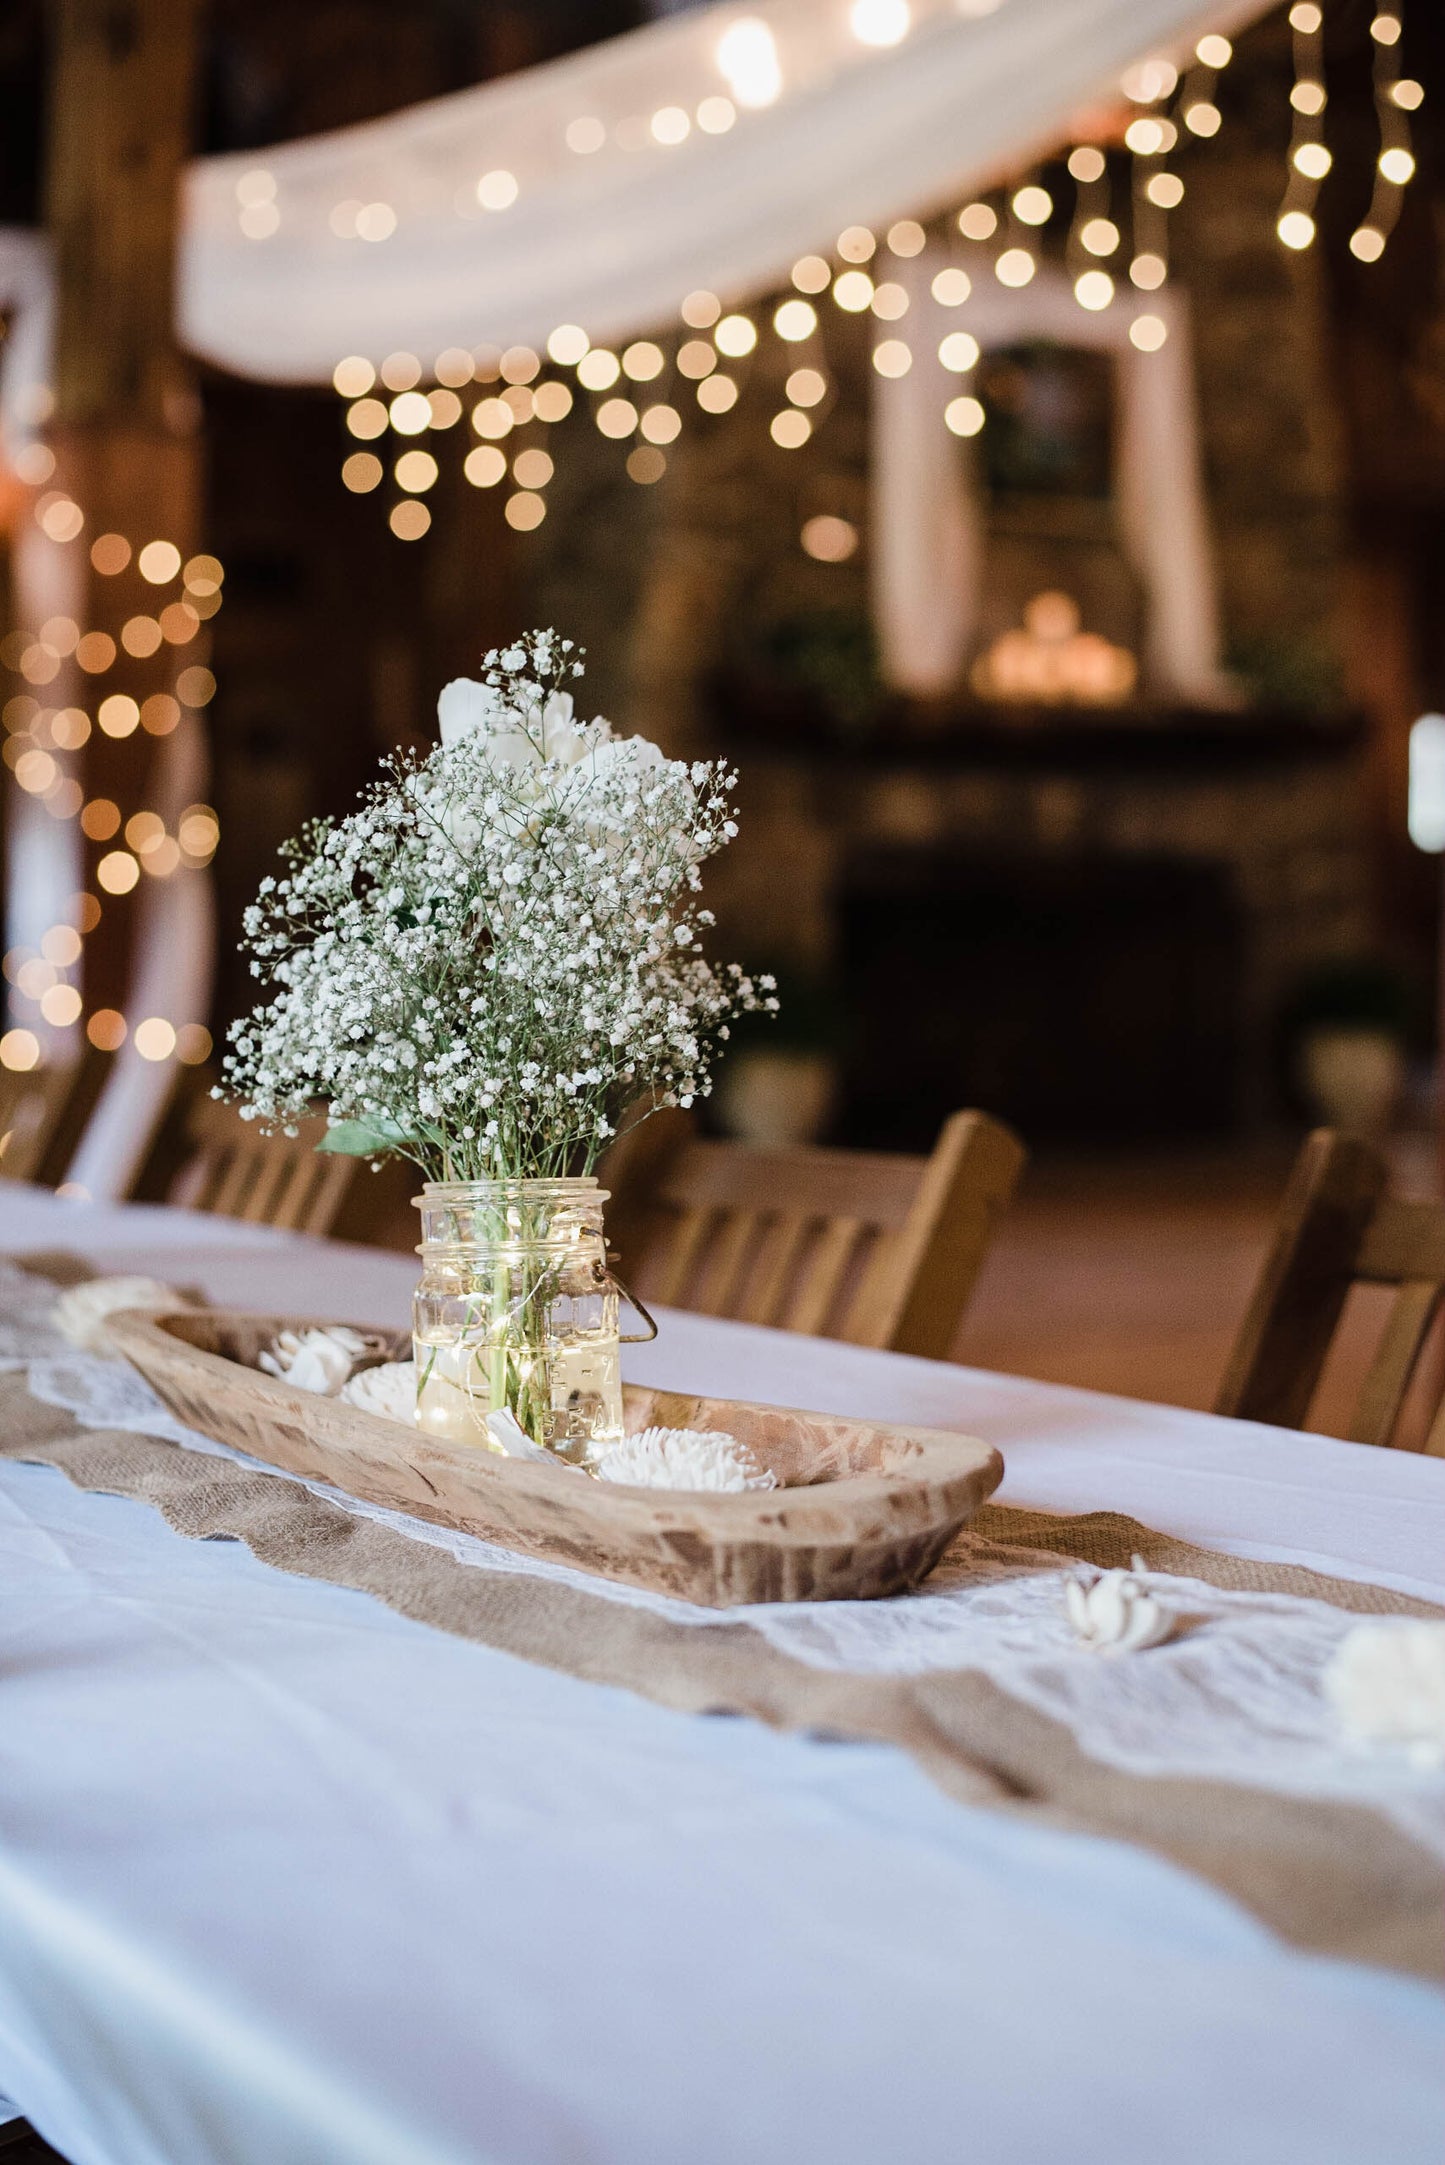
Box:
[4,1359,1442,1983]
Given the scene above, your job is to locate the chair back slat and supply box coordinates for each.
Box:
[603,1107,1024,1356]
[657,1139,920,1227]
[1350,1279,1443,1448]
[738,1214,813,1329]
[689,1207,763,1317]
[646,1205,715,1308]
[166,1096,356,1238]
[1219,1128,1445,1452]
[786,1217,866,1338]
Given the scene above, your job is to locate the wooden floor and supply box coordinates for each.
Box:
[952,1135,1443,1441]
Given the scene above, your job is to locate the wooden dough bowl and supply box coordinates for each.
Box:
[106,1309,1003,1608]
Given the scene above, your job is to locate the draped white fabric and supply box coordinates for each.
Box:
[873,265,1230,701]
[178,0,1268,380]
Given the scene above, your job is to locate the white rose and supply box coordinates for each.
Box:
[488,690,587,773]
[438,679,585,768]
[437,677,510,748]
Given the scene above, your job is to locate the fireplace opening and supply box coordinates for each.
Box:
[837,849,1246,1150]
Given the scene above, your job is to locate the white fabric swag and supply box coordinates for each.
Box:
[873,266,1228,703]
[178,0,1269,380]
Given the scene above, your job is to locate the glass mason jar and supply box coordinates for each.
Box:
[412,1178,629,1464]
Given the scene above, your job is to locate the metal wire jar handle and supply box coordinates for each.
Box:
[607,1264,659,1344]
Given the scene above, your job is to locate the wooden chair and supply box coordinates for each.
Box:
[599,1108,1025,1358]
[167,1093,356,1236]
[1218,1127,1445,1452]
[0,1061,86,1185]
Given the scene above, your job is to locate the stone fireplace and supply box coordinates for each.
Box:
[711,706,1369,1149]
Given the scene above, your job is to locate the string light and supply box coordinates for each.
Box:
[622,340,665,380]
[627,447,667,484]
[513,447,555,487]
[939,332,980,372]
[1350,7,1419,260]
[315,9,1408,542]
[831,270,873,312]
[0,1029,40,1072]
[87,1010,126,1051]
[773,299,817,340]
[90,533,131,574]
[715,20,782,111]
[1278,2,1327,250]
[786,368,827,407]
[464,446,507,487]
[343,452,384,492]
[577,349,620,390]
[944,396,985,437]
[850,0,910,49]
[769,408,811,447]
[714,314,757,356]
[801,515,857,563]
[1074,270,1115,311]
[1126,63,1177,307]
[395,450,439,492]
[1180,27,1232,139]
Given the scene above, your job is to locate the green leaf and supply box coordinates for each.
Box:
[316,1117,411,1157]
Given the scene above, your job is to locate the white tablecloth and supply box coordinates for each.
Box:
[2,1189,1443,2165]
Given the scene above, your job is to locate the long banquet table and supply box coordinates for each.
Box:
[2,1186,1443,2165]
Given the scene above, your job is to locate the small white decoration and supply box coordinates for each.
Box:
[596,1427,778,1493]
[259,1326,371,1396]
[1325,1620,1445,1767]
[53,1277,191,1352]
[339,1360,418,1425]
[1065,1561,1178,1655]
[484,1407,562,1465]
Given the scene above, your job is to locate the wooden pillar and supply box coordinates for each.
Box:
[0,0,213,1192]
[42,0,203,1022]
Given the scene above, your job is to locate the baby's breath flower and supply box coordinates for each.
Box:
[223,632,767,1182]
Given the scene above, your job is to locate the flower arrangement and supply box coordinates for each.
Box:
[223,630,774,1460]
[223,630,773,1178]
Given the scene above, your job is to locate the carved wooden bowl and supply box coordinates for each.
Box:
[106,1309,1003,1608]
